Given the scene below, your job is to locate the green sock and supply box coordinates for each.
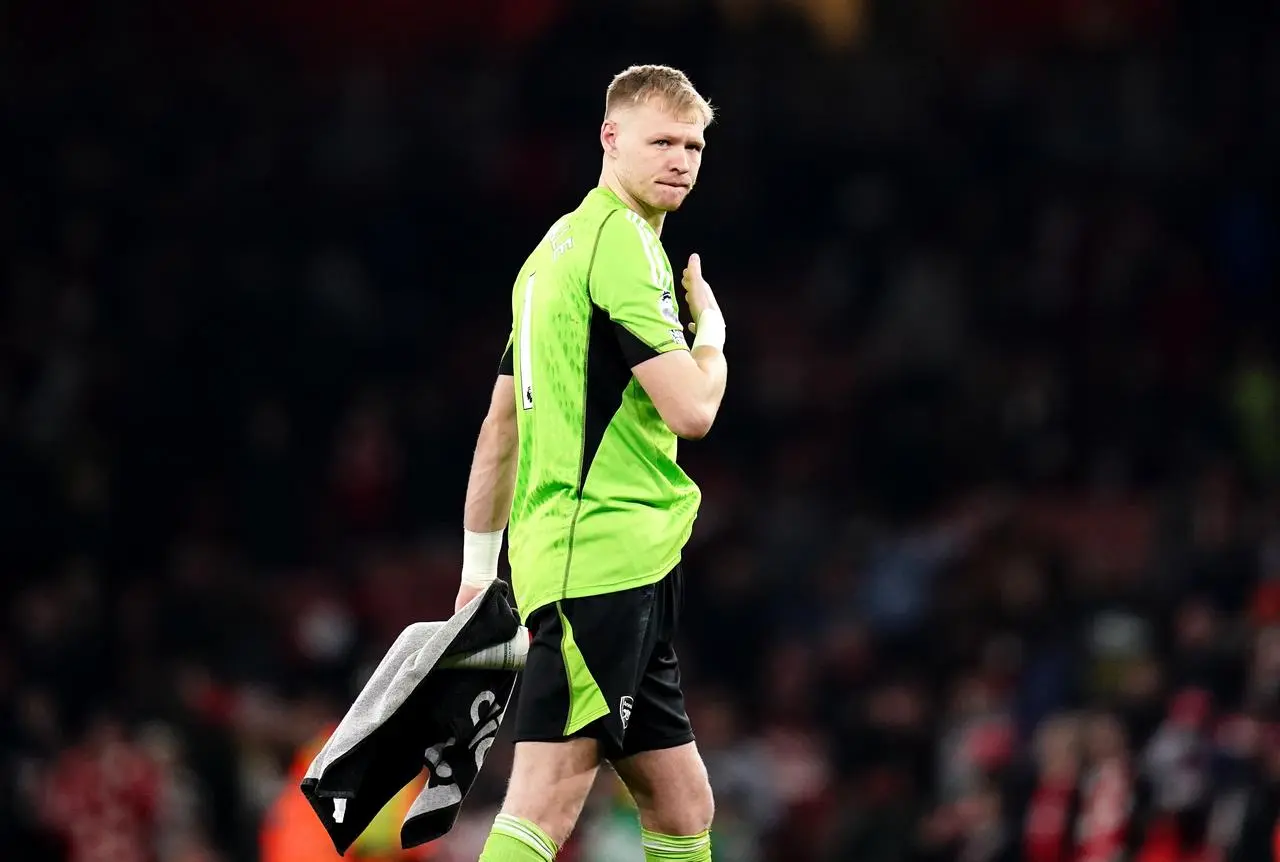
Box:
[641,828,712,861]
[479,813,558,861]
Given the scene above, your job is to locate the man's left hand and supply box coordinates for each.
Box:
[454,583,485,613]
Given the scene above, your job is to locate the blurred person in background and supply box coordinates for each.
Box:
[820,763,922,862]
[689,690,779,860]
[259,721,432,862]
[1138,689,1216,862]
[1008,714,1082,862]
[1209,713,1280,862]
[34,710,163,862]
[916,780,1015,862]
[1075,713,1145,862]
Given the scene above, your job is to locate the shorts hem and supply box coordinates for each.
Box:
[612,731,696,761]
[512,730,598,746]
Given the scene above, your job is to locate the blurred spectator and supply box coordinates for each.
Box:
[1014,715,1082,862]
[37,712,162,862]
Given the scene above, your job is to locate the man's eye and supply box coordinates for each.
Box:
[655,140,670,148]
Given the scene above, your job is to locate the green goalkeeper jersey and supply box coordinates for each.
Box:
[498,187,701,623]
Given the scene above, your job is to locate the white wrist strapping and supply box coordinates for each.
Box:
[693,307,726,352]
[461,528,504,588]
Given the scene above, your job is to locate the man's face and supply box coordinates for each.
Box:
[605,100,706,214]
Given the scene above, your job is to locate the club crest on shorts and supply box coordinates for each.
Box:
[619,695,634,729]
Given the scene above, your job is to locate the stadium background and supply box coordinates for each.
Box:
[3,0,1280,860]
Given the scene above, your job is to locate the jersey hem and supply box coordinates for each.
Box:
[516,549,684,625]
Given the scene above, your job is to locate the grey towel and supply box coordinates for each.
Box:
[300,580,521,852]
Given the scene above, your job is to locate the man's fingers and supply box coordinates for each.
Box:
[687,252,702,277]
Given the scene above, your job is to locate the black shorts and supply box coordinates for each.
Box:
[512,566,694,760]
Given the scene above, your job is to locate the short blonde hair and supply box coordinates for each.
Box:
[605,64,714,126]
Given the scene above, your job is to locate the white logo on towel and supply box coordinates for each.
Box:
[423,691,505,793]
[332,798,348,824]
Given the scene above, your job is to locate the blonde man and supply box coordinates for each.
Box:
[457,65,727,862]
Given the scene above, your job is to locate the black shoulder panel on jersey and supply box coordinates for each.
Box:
[579,305,633,495]
[498,340,514,375]
[574,207,629,497]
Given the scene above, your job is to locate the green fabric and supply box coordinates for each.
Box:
[557,604,611,735]
[480,814,558,861]
[506,187,701,623]
[641,828,712,861]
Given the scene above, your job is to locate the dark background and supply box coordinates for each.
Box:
[3,0,1279,860]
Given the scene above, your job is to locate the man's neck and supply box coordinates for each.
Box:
[599,175,665,235]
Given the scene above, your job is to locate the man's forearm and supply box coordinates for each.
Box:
[691,345,728,425]
[455,376,517,602]
[463,412,518,533]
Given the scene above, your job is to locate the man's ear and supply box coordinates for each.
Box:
[600,119,620,157]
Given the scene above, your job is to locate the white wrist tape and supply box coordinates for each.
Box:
[461,529,504,588]
[693,307,726,352]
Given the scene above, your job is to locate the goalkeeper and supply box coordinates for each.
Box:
[454,64,728,862]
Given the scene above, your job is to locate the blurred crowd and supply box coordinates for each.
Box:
[3,0,1279,860]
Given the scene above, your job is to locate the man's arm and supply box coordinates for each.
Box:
[589,214,728,440]
[632,345,727,440]
[464,373,518,533]
[631,252,727,440]
[455,373,518,611]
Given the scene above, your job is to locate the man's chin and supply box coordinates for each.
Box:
[650,188,689,212]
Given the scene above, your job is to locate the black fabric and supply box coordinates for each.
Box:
[513,567,694,760]
[443,580,521,658]
[617,566,694,759]
[498,340,514,376]
[299,582,521,852]
[508,605,578,742]
[577,305,635,495]
[615,320,664,367]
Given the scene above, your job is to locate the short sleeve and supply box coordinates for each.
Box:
[498,332,514,375]
[590,210,689,367]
